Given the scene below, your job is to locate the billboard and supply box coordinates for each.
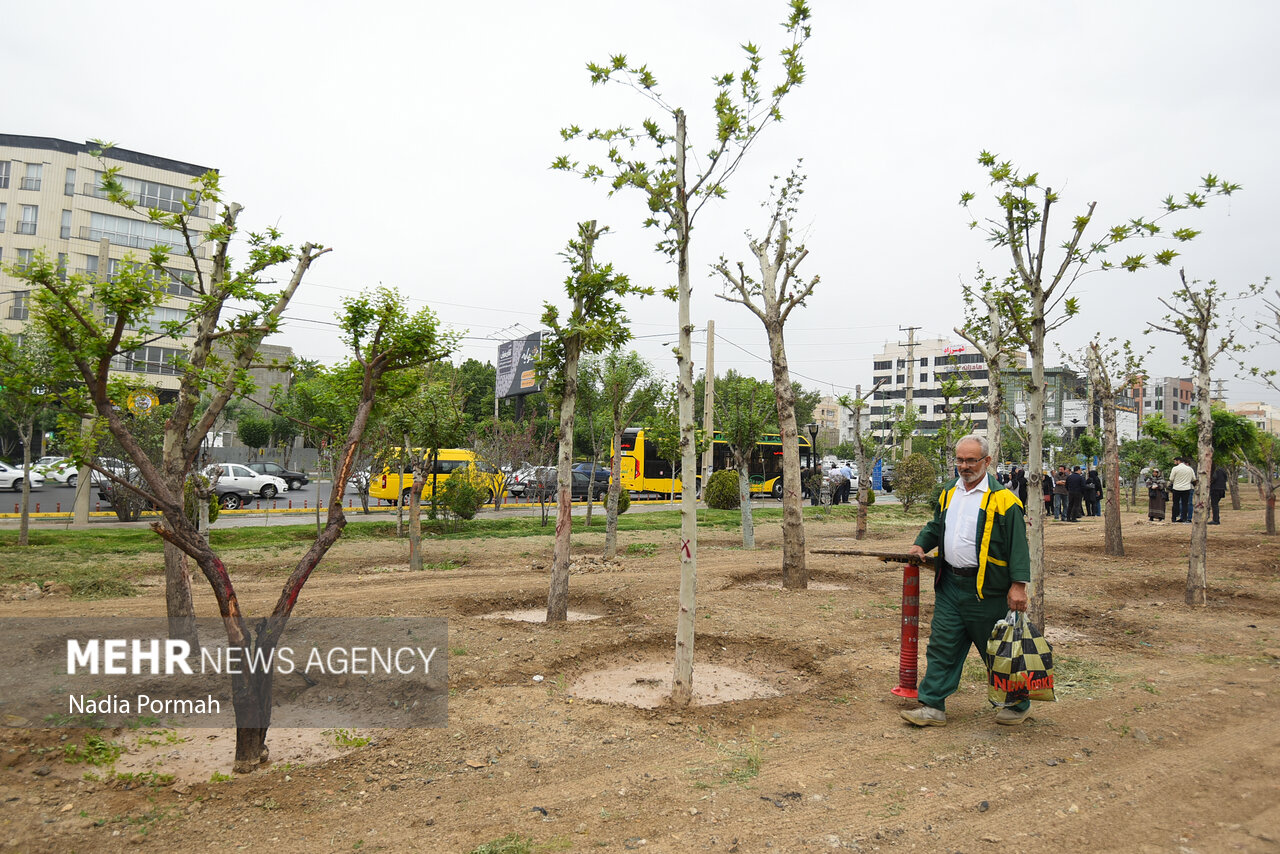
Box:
[496,332,543,399]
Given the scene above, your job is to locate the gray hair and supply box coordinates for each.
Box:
[956,434,990,457]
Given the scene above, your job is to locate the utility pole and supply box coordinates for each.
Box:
[700,320,715,491]
[1212,378,1227,405]
[899,326,920,456]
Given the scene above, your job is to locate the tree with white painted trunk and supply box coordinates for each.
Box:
[714,167,819,588]
[1148,269,1258,604]
[961,152,1237,632]
[553,0,811,705]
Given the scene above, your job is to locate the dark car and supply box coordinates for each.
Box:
[571,462,613,482]
[514,468,610,502]
[246,461,309,491]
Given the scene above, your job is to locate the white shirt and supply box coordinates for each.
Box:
[1169,462,1196,491]
[943,476,989,568]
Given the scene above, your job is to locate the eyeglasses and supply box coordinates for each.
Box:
[956,457,988,465]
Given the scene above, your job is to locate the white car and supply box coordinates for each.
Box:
[203,463,289,508]
[31,456,79,487]
[0,461,45,491]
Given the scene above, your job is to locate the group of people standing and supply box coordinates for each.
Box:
[997,465,1104,521]
[1145,457,1230,524]
[801,463,853,505]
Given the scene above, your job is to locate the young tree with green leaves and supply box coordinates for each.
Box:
[580,349,661,558]
[837,377,888,540]
[17,153,450,769]
[1148,270,1258,604]
[0,329,68,545]
[554,0,811,706]
[714,370,776,549]
[961,152,1237,630]
[540,222,650,623]
[387,371,466,572]
[955,267,1019,470]
[714,167,820,589]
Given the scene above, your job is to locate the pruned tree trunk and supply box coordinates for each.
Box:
[769,331,806,588]
[737,458,754,549]
[408,450,425,573]
[163,539,199,647]
[18,419,33,546]
[671,110,698,707]
[1229,465,1242,510]
[547,340,581,622]
[1025,314,1047,634]
[1087,343,1124,556]
[1188,359,1213,605]
[603,427,625,560]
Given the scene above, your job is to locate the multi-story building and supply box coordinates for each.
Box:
[1132,376,1196,427]
[1230,401,1280,437]
[1003,367,1139,446]
[867,338,1027,445]
[0,134,215,397]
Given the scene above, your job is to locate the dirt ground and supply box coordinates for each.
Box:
[1,503,1278,853]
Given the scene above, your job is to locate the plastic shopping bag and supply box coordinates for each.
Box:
[986,610,1056,707]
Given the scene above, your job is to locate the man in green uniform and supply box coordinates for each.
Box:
[902,434,1031,727]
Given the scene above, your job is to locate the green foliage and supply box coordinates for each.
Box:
[714,370,776,475]
[63,735,124,766]
[236,413,271,450]
[893,453,939,513]
[704,470,742,510]
[438,475,486,523]
[1142,408,1257,465]
[468,834,535,854]
[614,487,631,515]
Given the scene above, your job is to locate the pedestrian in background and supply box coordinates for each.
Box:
[1210,464,1228,525]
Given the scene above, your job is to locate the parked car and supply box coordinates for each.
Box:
[31,456,78,487]
[513,468,610,502]
[246,461,309,491]
[204,462,289,508]
[0,461,44,492]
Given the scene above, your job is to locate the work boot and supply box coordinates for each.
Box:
[900,705,947,727]
[994,706,1031,726]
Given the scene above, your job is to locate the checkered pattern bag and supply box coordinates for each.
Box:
[987,610,1056,707]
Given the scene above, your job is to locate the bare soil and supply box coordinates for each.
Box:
[1,506,1278,853]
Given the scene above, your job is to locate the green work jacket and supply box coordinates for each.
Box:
[913,473,1031,599]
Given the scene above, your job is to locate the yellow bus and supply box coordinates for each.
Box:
[614,428,814,499]
[369,448,506,505]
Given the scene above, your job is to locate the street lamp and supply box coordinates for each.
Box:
[806,422,819,467]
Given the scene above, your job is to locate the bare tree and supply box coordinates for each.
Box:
[1081,337,1146,555]
[714,168,820,588]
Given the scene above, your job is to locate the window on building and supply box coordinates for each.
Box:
[0,161,10,189]
[64,168,75,196]
[7,291,29,321]
[110,345,185,376]
[21,163,42,191]
[92,172,200,215]
[873,360,891,371]
[0,202,6,233]
[15,249,34,271]
[60,210,72,239]
[17,205,38,235]
[896,374,905,384]
[920,373,928,383]
[84,256,197,298]
[56,253,68,282]
[86,212,197,253]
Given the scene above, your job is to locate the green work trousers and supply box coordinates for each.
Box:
[918,571,1030,713]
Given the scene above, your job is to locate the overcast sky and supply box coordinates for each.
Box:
[16,0,1280,407]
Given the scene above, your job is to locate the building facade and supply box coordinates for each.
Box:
[0,134,215,395]
[868,338,1027,445]
[1230,401,1280,437]
[1132,376,1196,427]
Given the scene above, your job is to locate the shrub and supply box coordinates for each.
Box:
[613,487,630,515]
[439,476,485,522]
[894,453,940,513]
[704,470,741,510]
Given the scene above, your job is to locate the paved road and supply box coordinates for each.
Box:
[0,478,896,530]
